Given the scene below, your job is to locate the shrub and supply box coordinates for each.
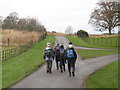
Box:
[77,30,89,38]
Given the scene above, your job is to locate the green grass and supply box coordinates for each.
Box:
[65,36,119,49]
[86,60,119,88]
[82,37,119,47]
[0,64,2,89]
[77,49,119,60]
[2,35,55,88]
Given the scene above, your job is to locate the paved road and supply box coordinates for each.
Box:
[74,46,118,50]
[11,36,119,88]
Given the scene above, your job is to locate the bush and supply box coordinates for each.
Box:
[77,30,89,38]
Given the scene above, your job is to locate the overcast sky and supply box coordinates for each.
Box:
[0,0,106,34]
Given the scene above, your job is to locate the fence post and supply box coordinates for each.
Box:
[2,50,4,62]
[101,37,103,46]
[116,38,118,47]
[106,38,107,46]
[97,38,98,45]
[111,37,112,47]
[8,38,10,46]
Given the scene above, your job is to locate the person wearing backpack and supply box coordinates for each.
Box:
[44,42,54,73]
[59,45,66,73]
[54,43,60,70]
[66,42,77,77]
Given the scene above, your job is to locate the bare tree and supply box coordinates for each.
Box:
[89,0,120,35]
[17,18,28,30]
[2,12,47,35]
[2,12,19,29]
[65,26,73,35]
[0,16,3,30]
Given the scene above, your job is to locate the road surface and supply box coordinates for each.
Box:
[11,36,119,88]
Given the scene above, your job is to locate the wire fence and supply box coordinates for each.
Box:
[0,34,46,63]
[82,37,120,47]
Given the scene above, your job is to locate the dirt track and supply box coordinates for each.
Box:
[11,36,119,88]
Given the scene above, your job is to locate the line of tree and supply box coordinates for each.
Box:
[89,0,120,35]
[1,12,46,33]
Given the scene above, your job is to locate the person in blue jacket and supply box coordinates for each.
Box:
[66,42,77,77]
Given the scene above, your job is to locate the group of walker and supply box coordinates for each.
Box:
[43,42,77,77]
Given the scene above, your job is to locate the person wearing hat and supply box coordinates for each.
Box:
[44,42,54,73]
[66,42,77,77]
[59,45,66,72]
[54,43,60,70]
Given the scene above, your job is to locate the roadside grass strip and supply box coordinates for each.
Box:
[2,35,55,88]
[77,49,119,60]
[65,36,119,49]
[0,64,2,89]
[86,61,119,88]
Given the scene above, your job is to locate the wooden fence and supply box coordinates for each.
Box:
[82,37,120,47]
[0,34,46,63]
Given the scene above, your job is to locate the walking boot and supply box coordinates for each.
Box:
[69,72,71,77]
[72,72,75,77]
[64,68,66,72]
[47,70,49,73]
[57,67,59,70]
[61,70,63,73]
[50,69,52,73]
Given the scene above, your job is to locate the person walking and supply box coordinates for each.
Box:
[54,43,60,70]
[59,45,66,73]
[66,42,77,77]
[44,42,54,73]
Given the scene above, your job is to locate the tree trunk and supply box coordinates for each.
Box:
[108,28,112,35]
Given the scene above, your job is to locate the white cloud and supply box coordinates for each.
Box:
[0,0,105,34]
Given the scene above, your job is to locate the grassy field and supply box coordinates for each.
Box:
[77,49,119,60]
[2,29,45,46]
[2,35,55,88]
[82,37,119,47]
[86,60,119,88]
[65,36,119,49]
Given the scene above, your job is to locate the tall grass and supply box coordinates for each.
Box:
[89,34,119,38]
[1,29,44,46]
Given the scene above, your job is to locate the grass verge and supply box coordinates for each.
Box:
[0,64,2,89]
[65,35,119,49]
[86,60,119,88]
[2,35,55,88]
[77,49,119,60]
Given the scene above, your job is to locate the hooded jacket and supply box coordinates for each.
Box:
[43,47,54,61]
[66,47,77,63]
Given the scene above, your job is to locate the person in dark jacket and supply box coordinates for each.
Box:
[44,42,54,73]
[59,45,66,73]
[54,43,60,70]
[66,42,77,77]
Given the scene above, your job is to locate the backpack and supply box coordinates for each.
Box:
[60,48,64,56]
[45,49,53,57]
[67,49,74,59]
[55,46,60,56]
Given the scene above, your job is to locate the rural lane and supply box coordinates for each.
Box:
[11,36,119,88]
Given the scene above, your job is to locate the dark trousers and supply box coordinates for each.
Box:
[46,60,52,72]
[68,62,75,74]
[60,61,65,71]
[55,56,60,69]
